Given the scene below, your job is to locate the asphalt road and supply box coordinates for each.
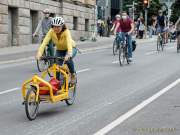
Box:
[0,40,180,135]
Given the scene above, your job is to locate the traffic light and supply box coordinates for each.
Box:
[143,0,149,8]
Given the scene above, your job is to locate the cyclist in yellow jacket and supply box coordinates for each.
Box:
[36,16,77,83]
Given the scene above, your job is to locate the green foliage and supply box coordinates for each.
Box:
[122,0,162,20]
[170,0,180,23]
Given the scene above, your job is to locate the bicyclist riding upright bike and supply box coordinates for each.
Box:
[36,17,77,84]
[156,10,167,44]
[33,9,54,57]
[112,14,121,51]
[119,11,134,62]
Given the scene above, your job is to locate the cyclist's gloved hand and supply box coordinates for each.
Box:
[64,54,71,61]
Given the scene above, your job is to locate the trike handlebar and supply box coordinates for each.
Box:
[40,56,65,61]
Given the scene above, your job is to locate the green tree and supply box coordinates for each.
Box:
[123,0,161,19]
[146,0,162,25]
[170,0,180,23]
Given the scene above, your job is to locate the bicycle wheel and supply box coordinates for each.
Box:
[25,86,39,121]
[36,51,49,72]
[119,46,125,66]
[113,39,118,56]
[177,43,180,53]
[65,74,77,105]
[125,46,129,64]
[160,40,164,51]
[157,37,160,51]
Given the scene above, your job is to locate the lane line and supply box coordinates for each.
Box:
[93,78,180,135]
[145,46,175,56]
[166,46,175,50]
[78,49,108,55]
[0,56,34,64]
[145,51,157,56]
[0,46,111,66]
[77,68,91,73]
[0,87,20,95]
[0,68,91,95]
[112,61,119,64]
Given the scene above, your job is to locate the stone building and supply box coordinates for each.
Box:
[0,0,96,48]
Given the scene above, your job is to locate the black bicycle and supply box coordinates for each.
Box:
[119,34,129,66]
[37,46,52,72]
[157,33,164,51]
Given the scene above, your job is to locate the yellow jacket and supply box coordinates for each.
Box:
[38,28,75,56]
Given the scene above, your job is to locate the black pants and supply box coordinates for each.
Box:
[139,30,144,39]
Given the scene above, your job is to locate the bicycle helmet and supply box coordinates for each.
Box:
[51,17,65,26]
[115,14,121,18]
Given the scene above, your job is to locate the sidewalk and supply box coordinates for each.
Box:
[0,35,156,62]
[0,36,114,56]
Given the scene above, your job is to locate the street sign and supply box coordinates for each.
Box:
[159,0,175,8]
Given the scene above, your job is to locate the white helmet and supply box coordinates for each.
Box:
[51,17,65,26]
[43,8,50,14]
[115,14,121,18]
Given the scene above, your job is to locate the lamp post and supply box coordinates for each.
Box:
[120,0,123,13]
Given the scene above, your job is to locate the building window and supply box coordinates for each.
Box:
[30,10,39,43]
[8,7,18,46]
[85,19,89,31]
[50,13,55,17]
[73,17,78,30]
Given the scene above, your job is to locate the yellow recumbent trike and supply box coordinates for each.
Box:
[22,56,77,121]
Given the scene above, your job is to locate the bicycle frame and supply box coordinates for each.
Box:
[22,63,70,103]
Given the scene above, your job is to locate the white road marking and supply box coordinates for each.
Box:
[0,56,34,64]
[0,46,111,66]
[93,78,180,135]
[80,46,111,53]
[79,49,108,55]
[145,45,175,56]
[0,87,20,95]
[0,68,90,95]
[145,51,157,56]
[166,46,175,50]
[112,61,119,64]
[77,68,91,73]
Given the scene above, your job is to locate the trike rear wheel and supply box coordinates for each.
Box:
[25,86,39,121]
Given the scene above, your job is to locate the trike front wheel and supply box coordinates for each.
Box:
[25,86,39,121]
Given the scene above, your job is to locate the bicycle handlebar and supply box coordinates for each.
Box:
[40,56,64,61]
